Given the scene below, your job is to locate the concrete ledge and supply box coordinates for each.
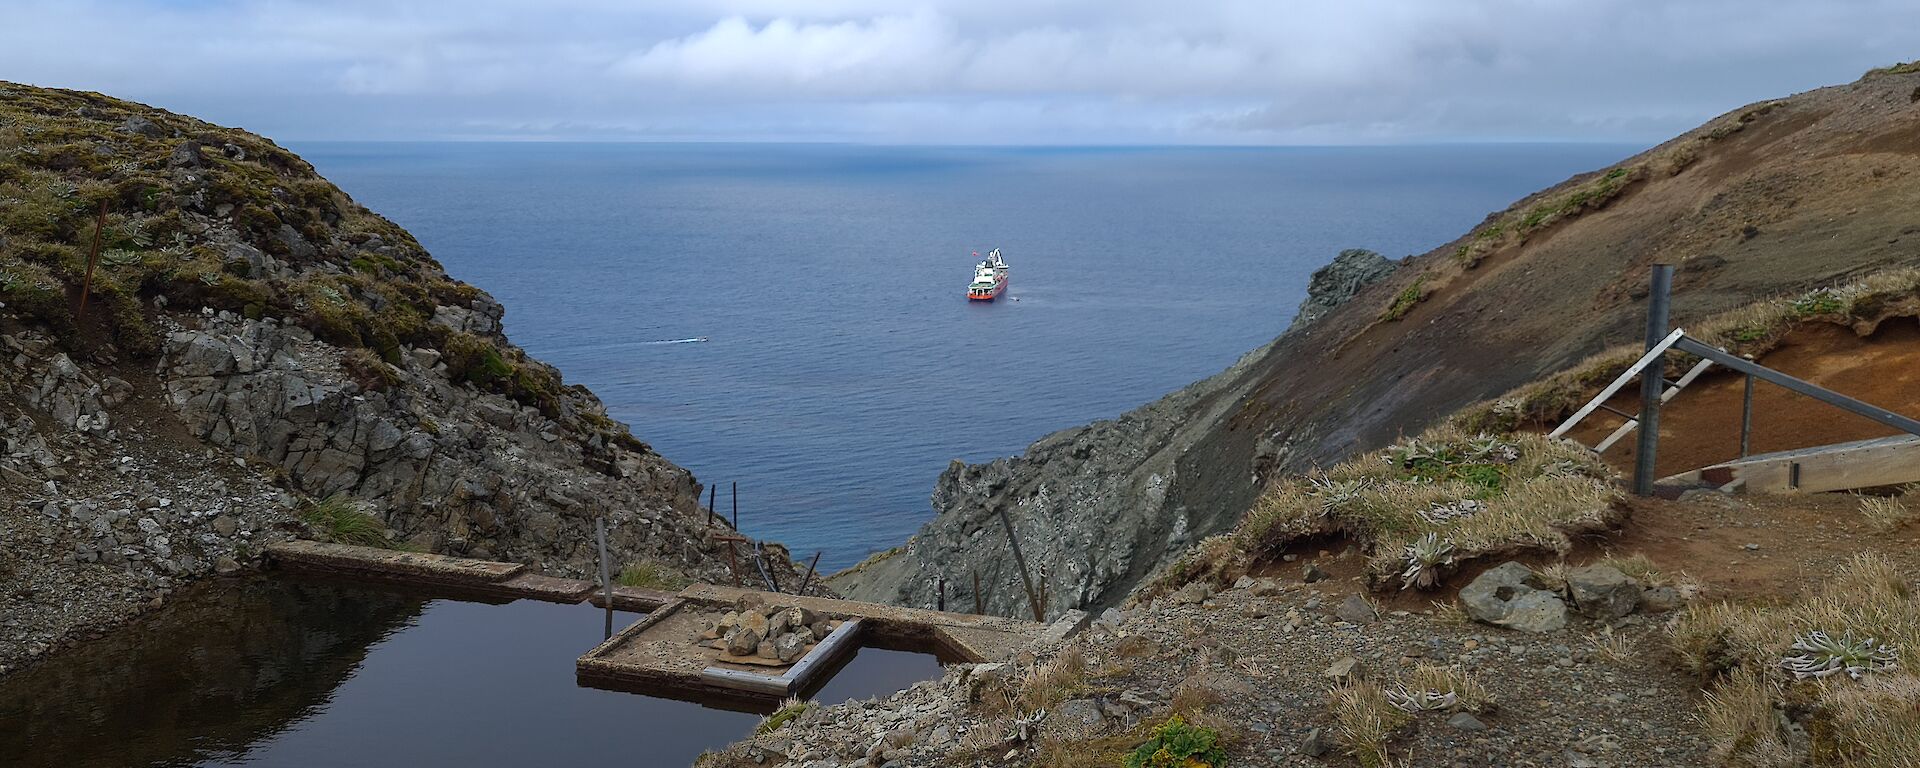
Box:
[265,540,598,604]
[267,540,524,583]
[589,585,679,612]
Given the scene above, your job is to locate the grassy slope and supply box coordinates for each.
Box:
[1152,66,1920,558]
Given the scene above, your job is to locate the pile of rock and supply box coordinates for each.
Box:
[1460,561,1682,634]
[701,596,839,665]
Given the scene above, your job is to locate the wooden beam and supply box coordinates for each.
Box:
[1665,435,1920,494]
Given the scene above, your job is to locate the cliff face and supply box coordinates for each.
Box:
[0,83,734,673]
[836,69,1920,617]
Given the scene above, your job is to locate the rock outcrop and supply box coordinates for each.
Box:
[0,82,753,675]
[1288,248,1398,331]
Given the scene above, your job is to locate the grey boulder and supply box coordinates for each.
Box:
[1566,564,1641,619]
[1460,562,1567,633]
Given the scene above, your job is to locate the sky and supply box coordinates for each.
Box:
[0,0,1914,144]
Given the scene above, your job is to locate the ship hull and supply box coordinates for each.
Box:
[967,278,1007,301]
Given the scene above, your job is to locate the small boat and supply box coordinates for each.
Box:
[966,249,1009,301]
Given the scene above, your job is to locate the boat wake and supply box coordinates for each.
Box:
[641,337,709,345]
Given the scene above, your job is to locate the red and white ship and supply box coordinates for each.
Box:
[965,249,1009,301]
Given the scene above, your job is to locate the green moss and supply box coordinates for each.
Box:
[1125,716,1228,768]
[755,700,814,735]
[1381,277,1429,322]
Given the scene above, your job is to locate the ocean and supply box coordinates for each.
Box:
[296,142,1637,570]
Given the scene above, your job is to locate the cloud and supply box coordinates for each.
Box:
[0,0,1913,143]
[613,11,966,94]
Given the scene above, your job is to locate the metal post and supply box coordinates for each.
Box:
[76,202,107,321]
[937,576,946,612]
[731,482,738,530]
[1633,265,1674,496]
[797,551,822,595]
[995,507,1044,621]
[707,485,716,527]
[756,541,771,595]
[595,517,613,639]
[1740,373,1755,458]
[971,571,984,615]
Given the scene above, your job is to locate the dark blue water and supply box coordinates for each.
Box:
[0,577,944,767]
[296,143,1636,569]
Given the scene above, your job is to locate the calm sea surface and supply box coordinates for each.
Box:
[296,143,1636,570]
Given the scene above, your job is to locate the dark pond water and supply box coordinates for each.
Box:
[0,577,943,767]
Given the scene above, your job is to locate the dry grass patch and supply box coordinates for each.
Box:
[976,646,1091,718]
[1858,494,1916,533]
[617,560,694,591]
[1329,680,1411,768]
[1149,427,1618,597]
[1388,664,1494,714]
[1674,554,1920,766]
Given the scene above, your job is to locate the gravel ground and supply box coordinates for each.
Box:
[708,550,1714,768]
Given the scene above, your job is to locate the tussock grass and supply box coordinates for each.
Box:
[1017,646,1089,713]
[1329,680,1410,768]
[1429,600,1470,626]
[1453,268,1920,435]
[1150,427,1617,595]
[1394,664,1493,713]
[1858,495,1916,533]
[1585,626,1635,664]
[298,495,394,548]
[1674,554,1920,766]
[617,560,694,591]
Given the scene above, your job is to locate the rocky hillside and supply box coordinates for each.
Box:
[0,83,744,674]
[836,67,1920,618]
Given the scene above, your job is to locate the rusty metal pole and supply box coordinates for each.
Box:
[1633,264,1674,496]
[995,506,1044,621]
[796,551,822,594]
[1740,373,1755,458]
[971,571,984,614]
[731,482,738,530]
[707,485,716,527]
[76,202,107,321]
[937,576,946,612]
[596,517,613,639]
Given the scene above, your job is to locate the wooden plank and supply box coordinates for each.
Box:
[589,584,679,612]
[1664,435,1920,493]
[1549,328,1687,439]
